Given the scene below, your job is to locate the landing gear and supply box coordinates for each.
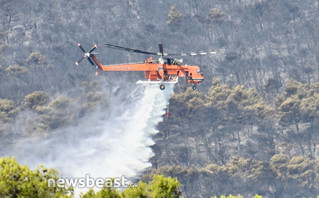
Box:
[160,84,165,90]
[192,85,197,90]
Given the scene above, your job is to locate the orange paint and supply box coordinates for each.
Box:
[91,55,204,85]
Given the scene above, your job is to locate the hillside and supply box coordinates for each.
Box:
[1,0,319,197]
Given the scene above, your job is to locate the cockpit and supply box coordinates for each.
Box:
[157,57,183,65]
[166,58,183,65]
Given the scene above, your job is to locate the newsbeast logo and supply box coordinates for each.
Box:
[47,175,130,188]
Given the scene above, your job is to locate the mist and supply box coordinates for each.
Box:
[0,83,174,196]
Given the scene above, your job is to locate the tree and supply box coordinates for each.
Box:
[81,174,181,198]
[276,80,319,158]
[81,181,121,198]
[121,182,148,198]
[35,96,76,134]
[23,91,50,110]
[4,64,29,74]
[167,5,183,26]
[265,78,282,94]
[207,8,225,25]
[0,157,72,197]
[287,156,316,189]
[26,51,47,65]
[0,99,18,122]
[276,80,307,132]
[147,175,181,198]
[270,154,289,180]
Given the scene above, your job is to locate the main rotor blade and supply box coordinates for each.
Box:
[89,44,97,53]
[87,57,95,66]
[105,43,158,55]
[75,56,85,66]
[167,48,225,57]
[78,43,85,53]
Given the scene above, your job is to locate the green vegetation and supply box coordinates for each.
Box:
[23,91,50,110]
[81,174,181,198]
[2,79,319,196]
[0,157,72,197]
[0,80,108,135]
[146,154,319,197]
[1,155,316,198]
[18,93,78,135]
[162,79,319,160]
[81,80,108,112]
[2,0,319,197]
[0,79,110,137]
[4,64,29,74]
[81,183,121,198]
[207,8,225,25]
[167,5,183,26]
[34,96,76,135]
[210,196,263,198]
[0,157,182,198]
[275,80,319,158]
[153,79,319,197]
[0,99,18,122]
[26,51,47,65]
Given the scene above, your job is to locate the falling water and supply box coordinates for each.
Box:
[0,84,174,196]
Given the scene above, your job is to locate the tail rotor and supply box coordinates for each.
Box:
[75,43,98,67]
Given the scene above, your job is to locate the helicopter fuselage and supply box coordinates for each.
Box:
[91,56,204,85]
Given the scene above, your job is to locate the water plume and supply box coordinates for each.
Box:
[0,84,174,196]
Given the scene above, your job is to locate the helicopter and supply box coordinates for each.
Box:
[75,43,222,90]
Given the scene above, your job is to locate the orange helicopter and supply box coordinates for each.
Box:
[75,43,221,90]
